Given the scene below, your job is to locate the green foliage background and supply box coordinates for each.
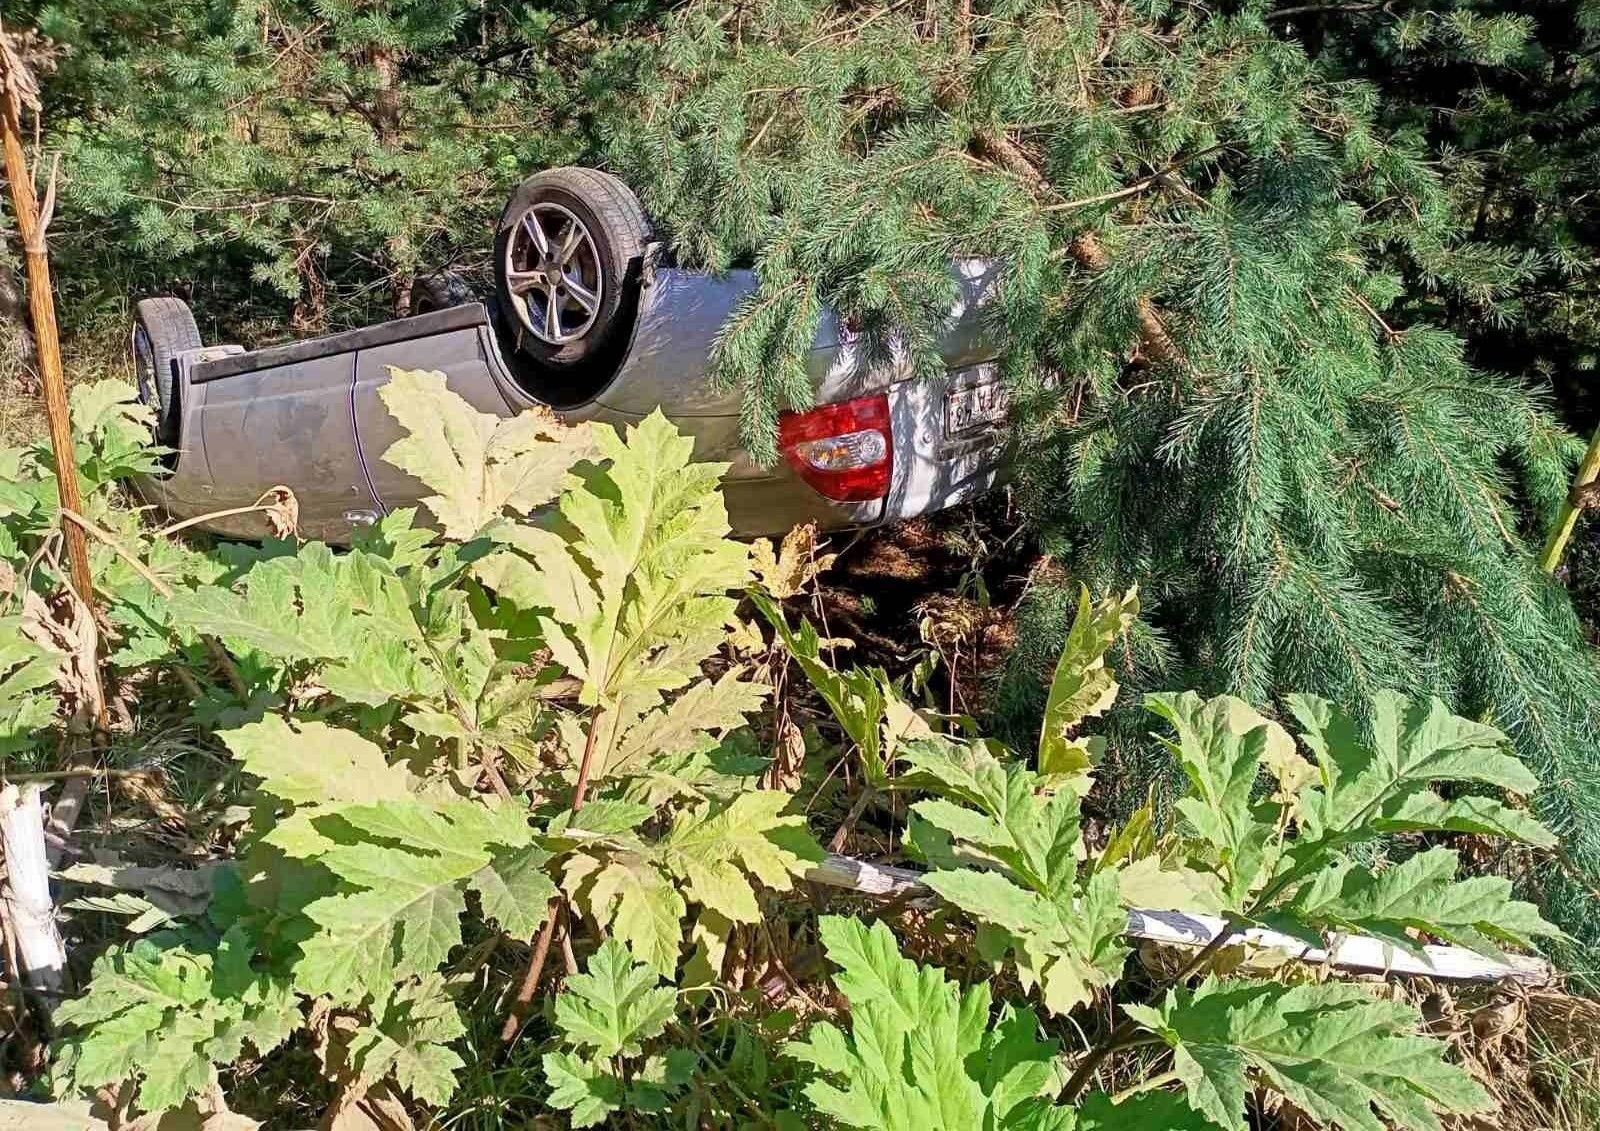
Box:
[9,0,663,333]
[9,0,1600,961]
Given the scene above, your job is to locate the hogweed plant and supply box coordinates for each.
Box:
[40,371,819,1123]
[6,376,1563,1128]
[760,587,1560,1129]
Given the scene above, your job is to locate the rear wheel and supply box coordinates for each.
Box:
[408,271,477,316]
[132,297,201,445]
[493,167,651,380]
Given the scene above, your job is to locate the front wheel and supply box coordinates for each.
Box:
[132,297,201,445]
[408,271,477,316]
[492,167,651,373]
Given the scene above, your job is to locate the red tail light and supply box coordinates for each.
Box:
[778,394,893,502]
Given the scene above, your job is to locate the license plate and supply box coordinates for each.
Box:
[946,378,1010,436]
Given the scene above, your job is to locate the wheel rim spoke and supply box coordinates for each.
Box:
[522,214,550,258]
[564,276,599,314]
[545,287,562,338]
[506,269,543,296]
[557,222,585,266]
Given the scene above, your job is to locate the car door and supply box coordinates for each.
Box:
[187,347,381,543]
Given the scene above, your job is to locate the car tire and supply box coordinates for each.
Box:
[132,297,201,445]
[493,167,651,374]
[408,271,477,316]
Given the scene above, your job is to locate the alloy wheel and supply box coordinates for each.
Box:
[501,202,604,345]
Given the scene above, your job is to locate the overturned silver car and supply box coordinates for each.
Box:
[131,167,1009,541]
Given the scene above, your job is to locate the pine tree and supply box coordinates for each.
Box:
[19,0,660,330]
[1276,0,1600,417]
[602,0,1600,955]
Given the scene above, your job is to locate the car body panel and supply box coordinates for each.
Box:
[594,260,1004,417]
[350,315,525,513]
[133,263,1009,541]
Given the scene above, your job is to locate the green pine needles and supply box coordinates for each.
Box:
[602,0,1600,952]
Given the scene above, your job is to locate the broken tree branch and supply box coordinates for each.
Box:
[802,853,1551,985]
[0,783,67,992]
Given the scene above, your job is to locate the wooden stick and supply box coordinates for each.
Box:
[0,783,67,992]
[1540,421,1600,574]
[0,43,96,649]
[5,767,156,783]
[802,853,1552,985]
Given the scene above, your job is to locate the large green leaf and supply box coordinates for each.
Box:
[1286,692,1549,850]
[608,670,770,780]
[473,409,756,795]
[54,929,296,1117]
[170,545,441,705]
[541,939,697,1126]
[1124,977,1492,1131]
[782,917,1075,1130]
[586,855,687,976]
[221,715,415,806]
[905,738,1080,893]
[1037,585,1138,787]
[907,734,1127,1016]
[551,938,678,1058]
[542,1051,627,1128]
[1274,847,1559,958]
[288,799,531,1001]
[378,367,597,540]
[0,619,60,755]
[346,975,467,1106]
[925,866,1127,1016]
[468,844,557,939]
[1144,692,1291,904]
[659,791,823,922]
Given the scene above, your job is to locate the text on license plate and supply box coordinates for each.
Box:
[946,380,1010,436]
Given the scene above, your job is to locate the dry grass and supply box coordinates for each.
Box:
[0,320,44,447]
[1412,981,1600,1131]
[0,316,134,449]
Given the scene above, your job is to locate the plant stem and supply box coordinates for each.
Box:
[59,507,173,598]
[1061,915,1245,1101]
[569,703,604,812]
[1109,1068,1180,1103]
[828,783,876,853]
[499,903,562,1044]
[1540,421,1600,573]
[155,502,280,540]
[0,64,104,733]
[500,703,605,1044]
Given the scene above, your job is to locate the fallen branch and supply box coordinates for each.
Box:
[6,767,159,783]
[0,783,67,992]
[803,853,1551,985]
